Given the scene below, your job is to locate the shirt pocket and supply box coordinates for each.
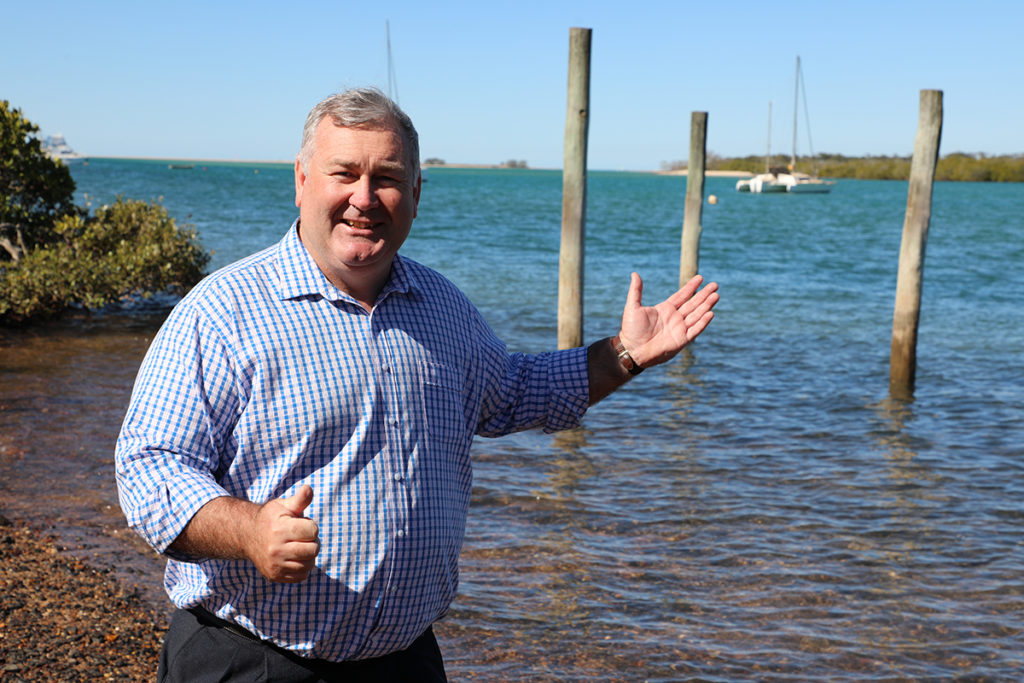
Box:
[420,361,469,448]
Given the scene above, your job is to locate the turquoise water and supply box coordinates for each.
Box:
[2,159,1022,680]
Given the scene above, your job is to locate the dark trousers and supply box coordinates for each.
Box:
[159,607,448,683]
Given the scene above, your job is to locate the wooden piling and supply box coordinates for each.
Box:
[558,27,591,350]
[680,111,708,286]
[889,89,943,398]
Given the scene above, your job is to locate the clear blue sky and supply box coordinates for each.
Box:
[5,0,1021,171]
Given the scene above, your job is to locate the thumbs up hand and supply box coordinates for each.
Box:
[249,485,320,583]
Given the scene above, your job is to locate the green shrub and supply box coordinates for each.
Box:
[1,101,210,325]
[1,100,78,260]
[0,198,209,324]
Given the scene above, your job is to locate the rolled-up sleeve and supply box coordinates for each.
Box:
[114,299,238,557]
[473,313,590,437]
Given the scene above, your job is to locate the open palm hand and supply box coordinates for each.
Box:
[618,273,719,369]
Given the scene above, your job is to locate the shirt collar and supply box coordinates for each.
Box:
[274,220,420,305]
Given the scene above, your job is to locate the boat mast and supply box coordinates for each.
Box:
[791,55,800,170]
[386,20,399,103]
[766,100,773,173]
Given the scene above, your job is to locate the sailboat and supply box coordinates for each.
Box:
[736,101,788,193]
[781,56,834,193]
[385,20,426,181]
[737,56,834,194]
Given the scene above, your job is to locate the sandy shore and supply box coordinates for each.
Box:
[0,513,166,681]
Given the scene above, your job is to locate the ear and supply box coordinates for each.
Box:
[294,155,306,208]
[412,171,422,219]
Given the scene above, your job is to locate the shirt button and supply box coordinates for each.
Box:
[393,472,404,482]
[396,529,406,538]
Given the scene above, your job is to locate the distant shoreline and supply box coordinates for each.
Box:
[91,156,293,166]
[90,157,753,176]
[655,169,753,177]
[424,163,753,176]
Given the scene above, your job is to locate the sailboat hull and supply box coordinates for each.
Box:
[736,174,788,193]
[737,172,834,194]
[787,181,833,194]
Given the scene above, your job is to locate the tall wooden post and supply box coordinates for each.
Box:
[558,27,591,349]
[680,111,708,286]
[890,89,943,398]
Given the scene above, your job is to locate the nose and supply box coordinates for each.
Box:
[348,175,379,211]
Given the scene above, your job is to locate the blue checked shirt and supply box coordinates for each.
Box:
[115,222,589,661]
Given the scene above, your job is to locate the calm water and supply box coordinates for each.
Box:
[2,159,1022,681]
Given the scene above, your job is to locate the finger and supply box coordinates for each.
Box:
[258,542,318,583]
[276,559,317,583]
[278,484,314,517]
[685,311,716,341]
[285,541,319,571]
[625,272,644,311]
[277,569,314,584]
[279,573,310,584]
[286,516,320,542]
[285,538,321,562]
[665,274,705,308]
[676,281,718,315]
[683,287,719,317]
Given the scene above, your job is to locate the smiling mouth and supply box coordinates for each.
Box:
[340,218,375,230]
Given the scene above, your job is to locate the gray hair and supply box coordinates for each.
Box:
[298,87,419,175]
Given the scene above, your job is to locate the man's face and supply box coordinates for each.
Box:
[294,121,420,296]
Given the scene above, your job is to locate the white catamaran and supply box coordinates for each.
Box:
[737,56,834,194]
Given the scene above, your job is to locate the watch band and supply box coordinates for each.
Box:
[612,336,644,375]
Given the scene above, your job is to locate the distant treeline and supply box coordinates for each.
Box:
[703,152,1024,182]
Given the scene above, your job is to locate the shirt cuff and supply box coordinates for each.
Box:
[541,346,590,433]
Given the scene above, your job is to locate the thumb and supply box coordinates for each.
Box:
[278,484,313,517]
[625,272,644,312]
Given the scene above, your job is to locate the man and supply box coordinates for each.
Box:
[115,87,718,682]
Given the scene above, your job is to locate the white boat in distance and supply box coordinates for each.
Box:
[736,166,834,194]
[42,134,87,165]
[737,169,788,193]
[737,57,834,194]
[736,101,788,193]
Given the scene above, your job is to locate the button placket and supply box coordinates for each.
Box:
[374,316,411,548]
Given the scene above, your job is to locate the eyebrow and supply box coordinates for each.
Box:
[325,157,408,175]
